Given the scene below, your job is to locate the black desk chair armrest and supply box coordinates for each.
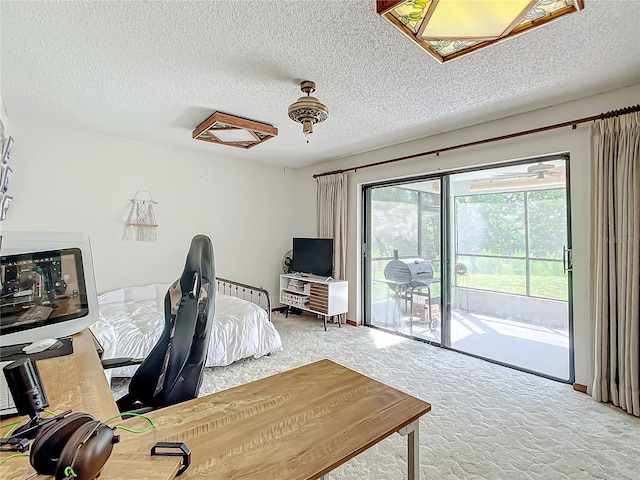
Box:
[101,357,144,370]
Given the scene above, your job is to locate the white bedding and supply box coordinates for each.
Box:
[90,283,282,377]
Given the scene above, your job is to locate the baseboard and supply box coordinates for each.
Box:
[573,383,588,394]
[346,319,361,326]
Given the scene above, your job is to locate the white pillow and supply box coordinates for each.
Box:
[97,288,125,306]
[123,284,158,303]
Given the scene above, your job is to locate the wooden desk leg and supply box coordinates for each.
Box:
[398,419,420,480]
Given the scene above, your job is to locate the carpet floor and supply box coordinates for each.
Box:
[114,313,640,479]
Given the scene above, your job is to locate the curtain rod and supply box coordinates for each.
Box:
[313,104,640,179]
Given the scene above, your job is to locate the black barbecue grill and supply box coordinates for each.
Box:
[382,255,440,331]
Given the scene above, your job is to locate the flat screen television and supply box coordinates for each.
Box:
[0,231,99,347]
[291,238,333,278]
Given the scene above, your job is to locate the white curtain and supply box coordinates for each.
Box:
[317,173,347,322]
[590,111,640,417]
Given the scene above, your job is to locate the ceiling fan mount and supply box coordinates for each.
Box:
[526,162,555,176]
[493,162,559,180]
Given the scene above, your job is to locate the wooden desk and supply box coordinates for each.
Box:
[0,329,181,480]
[118,359,431,479]
[2,333,431,480]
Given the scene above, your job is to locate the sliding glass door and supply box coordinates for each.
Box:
[363,156,573,381]
[364,180,442,344]
[447,159,572,380]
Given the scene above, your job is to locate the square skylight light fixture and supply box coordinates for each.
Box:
[377,0,584,63]
[192,112,278,149]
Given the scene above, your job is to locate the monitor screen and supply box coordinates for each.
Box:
[1,248,89,337]
[291,238,334,278]
[0,231,99,347]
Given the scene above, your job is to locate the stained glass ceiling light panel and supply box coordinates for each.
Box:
[192,112,278,149]
[377,0,584,63]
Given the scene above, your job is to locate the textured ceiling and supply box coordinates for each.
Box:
[1,1,639,168]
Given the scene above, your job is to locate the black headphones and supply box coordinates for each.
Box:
[30,412,119,480]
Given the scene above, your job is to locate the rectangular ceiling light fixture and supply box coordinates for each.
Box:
[377,0,584,63]
[192,112,278,149]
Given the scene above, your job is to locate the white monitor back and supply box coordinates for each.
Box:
[0,231,99,347]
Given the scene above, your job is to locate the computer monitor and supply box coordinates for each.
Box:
[0,231,99,347]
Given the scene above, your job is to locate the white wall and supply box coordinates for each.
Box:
[2,118,295,296]
[291,84,640,387]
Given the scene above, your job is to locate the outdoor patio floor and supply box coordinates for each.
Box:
[370,300,570,380]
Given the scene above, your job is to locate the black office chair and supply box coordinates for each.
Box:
[103,234,216,411]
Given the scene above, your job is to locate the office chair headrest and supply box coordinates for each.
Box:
[182,235,214,284]
[166,235,214,313]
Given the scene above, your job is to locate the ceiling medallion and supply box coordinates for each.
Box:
[288,81,329,143]
[377,0,584,63]
[192,112,278,149]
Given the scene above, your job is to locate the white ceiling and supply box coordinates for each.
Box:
[1,1,639,169]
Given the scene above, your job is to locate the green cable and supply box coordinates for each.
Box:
[103,411,156,434]
[64,466,78,477]
[0,453,29,466]
[114,423,156,434]
[0,421,21,438]
[1,410,57,439]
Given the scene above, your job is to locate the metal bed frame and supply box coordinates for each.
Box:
[215,277,272,322]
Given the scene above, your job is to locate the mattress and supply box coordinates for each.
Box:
[90,283,282,377]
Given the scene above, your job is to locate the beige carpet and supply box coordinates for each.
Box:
[115,313,640,479]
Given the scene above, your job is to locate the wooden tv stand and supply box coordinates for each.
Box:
[279,274,348,331]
